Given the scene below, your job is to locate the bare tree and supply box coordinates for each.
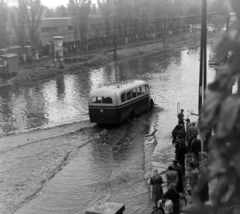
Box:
[77,0,91,40]
[68,0,91,42]
[26,0,44,48]
[10,0,28,51]
[68,0,79,42]
[43,6,56,18]
[0,0,9,48]
[55,5,69,17]
[98,0,112,37]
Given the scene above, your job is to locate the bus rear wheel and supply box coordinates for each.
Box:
[127,111,134,124]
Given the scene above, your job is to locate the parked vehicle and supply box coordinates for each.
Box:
[88,80,154,124]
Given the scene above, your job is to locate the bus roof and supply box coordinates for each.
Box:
[90,80,147,96]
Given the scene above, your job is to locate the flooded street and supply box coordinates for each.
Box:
[0,47,216,214]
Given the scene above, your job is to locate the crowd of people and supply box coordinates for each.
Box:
[148,109,210,214]
[19,51,43,65]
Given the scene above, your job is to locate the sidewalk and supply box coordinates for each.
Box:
[18,36,169,70]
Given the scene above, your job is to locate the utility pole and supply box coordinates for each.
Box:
[226,17,229,31]
[113,3,117,62]
[113,0,118,81]
[198,0,207,114]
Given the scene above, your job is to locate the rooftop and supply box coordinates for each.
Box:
[42,14,103,21]
[91,80,146,95]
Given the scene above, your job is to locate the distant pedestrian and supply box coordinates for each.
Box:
[166,165,178,187]
[172,160,183,193]
[23,53,26,64]
[39,51,42,61]
[163,35,166,48]
[178,109,184,125]
[19,55,23,65]
[175,135,187,175]
[35,52,39,61]
[163,183,180,214]
[150,169,163,208]
[191,135,201,167]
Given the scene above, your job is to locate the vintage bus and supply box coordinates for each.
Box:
[88,80,154,124]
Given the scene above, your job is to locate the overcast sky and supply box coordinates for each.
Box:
[41,0,98,8]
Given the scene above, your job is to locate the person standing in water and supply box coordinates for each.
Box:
[178,109,184,125]
[150,169,164,208]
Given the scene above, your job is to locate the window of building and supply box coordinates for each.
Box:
[58,26,68,31]
[102,97,113,104]
[68,26,73,30]
[41,27,58,33]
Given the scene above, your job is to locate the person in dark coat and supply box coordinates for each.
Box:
[163,183,180,214]
[172,160,184,193]
[150,169,163,208]
[175,136,187,175]
[191,135,201,167]
[177,109,184,125]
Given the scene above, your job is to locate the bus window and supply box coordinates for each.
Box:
[132,88,137,98]
[126,91,132,100]
[145,85,149,93]
[102,97,113,104]
[92,97,102,103]
[141,86,146,94]
[136,87,141,96]
[121,93,126,102]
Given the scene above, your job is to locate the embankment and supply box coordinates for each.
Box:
[8,32,218,85]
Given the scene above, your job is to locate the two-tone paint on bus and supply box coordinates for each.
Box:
[88,80,154,124]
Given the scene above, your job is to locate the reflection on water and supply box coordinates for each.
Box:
[0,64,125,135]
[0,48,216,136]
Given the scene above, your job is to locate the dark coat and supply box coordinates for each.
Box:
[174,166,184,193]
[150,175,163,202]
[191,139,201,154]
[175,141,187,159]
[163,189,180,214]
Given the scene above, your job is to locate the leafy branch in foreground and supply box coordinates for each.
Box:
[184,0,240,213]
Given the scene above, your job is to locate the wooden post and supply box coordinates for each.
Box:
[198,0,207,115]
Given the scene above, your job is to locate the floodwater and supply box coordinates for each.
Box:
[0,47,217,214]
